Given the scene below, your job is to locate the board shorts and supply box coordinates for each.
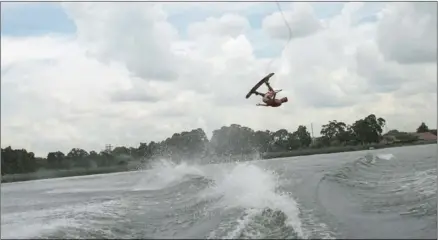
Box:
[263,91,275,103]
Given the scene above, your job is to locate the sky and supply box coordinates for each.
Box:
[1,2,437,157]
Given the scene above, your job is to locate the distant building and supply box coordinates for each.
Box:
[381,135,396,144]
[411,132,437,141]
[382,130,437,144]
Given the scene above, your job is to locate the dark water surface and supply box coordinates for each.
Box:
[2,144,436,239]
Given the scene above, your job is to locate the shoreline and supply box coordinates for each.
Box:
[2,141,436,184]
[261,140,436,159]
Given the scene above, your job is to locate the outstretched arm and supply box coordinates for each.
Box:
[256,103,268,107]
[273,89,282,99]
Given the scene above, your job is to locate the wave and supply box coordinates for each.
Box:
[3,157,337,239]
[132,160,309,239]
[200,163,307,239]
[323,153,389,186]
[1,199,122,239]
[321,151,436,218]
[132,159,207,191]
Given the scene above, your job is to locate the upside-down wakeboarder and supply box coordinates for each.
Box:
[245,72,288,107]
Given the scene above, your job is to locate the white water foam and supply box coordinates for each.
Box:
[1,199,121,239]
[376,153,395,161]
[202,162,306,239]
[402,169,437,197]
[132,159,205,191]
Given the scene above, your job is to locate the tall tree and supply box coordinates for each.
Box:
[163,128,209,158]
[1,147,37,174]
[253,130,272,152]
[294,125,312,148]
[47,151,66,169]
[67,148,90,168]
[416,122,429,133]
[351,114,386,144]
[112,146,130,156]
[271,129,292,151]
[320,120,349,143]
[210,124,257,155]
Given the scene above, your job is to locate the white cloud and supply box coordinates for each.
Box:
[262,3,322,40]
[188,13,250,38]
[63,2,180,81]
[163,1,278,16]
[376,2,437,64]
[1,2,436,157]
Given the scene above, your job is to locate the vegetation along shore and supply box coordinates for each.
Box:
[2,114,436,183]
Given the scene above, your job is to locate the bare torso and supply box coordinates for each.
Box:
[266,99,282,107]
[263,91,282,107]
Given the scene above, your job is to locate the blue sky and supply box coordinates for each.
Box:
[4,2,435,156]
[1,3,76,36]
[1,2,382,37]
[1,2,380,59]
[0,2,357,37]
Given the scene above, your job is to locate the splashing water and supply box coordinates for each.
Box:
[133,159,205,191]
[201,163,306,238]
[376,153,395,161]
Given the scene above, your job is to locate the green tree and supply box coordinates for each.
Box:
[161,128,209,159]
[86,151,100,168]
[2,147,18,174]
[321,120,341,140]
[210,124,257,155]
[270,129,292,151]
[294,125,312,148]
[1,147,37,174]
[137,142,150,159]
[253,130,272,153]
[67,148,90,168]
[89,150,99,158]
[386,129,400,135]
[351,114,386,144]
[185,128,209,155]
[320,120,352,145]
[47,151,66,169]
[4,112,429,179]
[97,150,115,166]
[112,146,130,156]
[416,122,429,133]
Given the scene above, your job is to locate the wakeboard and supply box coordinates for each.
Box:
[245,72,275,99]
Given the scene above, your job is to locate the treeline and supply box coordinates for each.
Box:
[2,114,436,176]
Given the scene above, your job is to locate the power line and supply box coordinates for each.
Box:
[105,144,112,153]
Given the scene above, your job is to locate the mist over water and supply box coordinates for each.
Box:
[1,145,436,239]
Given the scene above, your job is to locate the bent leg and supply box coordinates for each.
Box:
[265,82,274,91]
[254,91,265,96]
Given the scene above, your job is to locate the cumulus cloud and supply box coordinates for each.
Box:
[262,3,322,40]
[1,2,436,156]
[376,2,437,64]
[63,2,180,81]
[188,13,250,38]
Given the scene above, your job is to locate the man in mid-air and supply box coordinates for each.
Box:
[253,81,288,107]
